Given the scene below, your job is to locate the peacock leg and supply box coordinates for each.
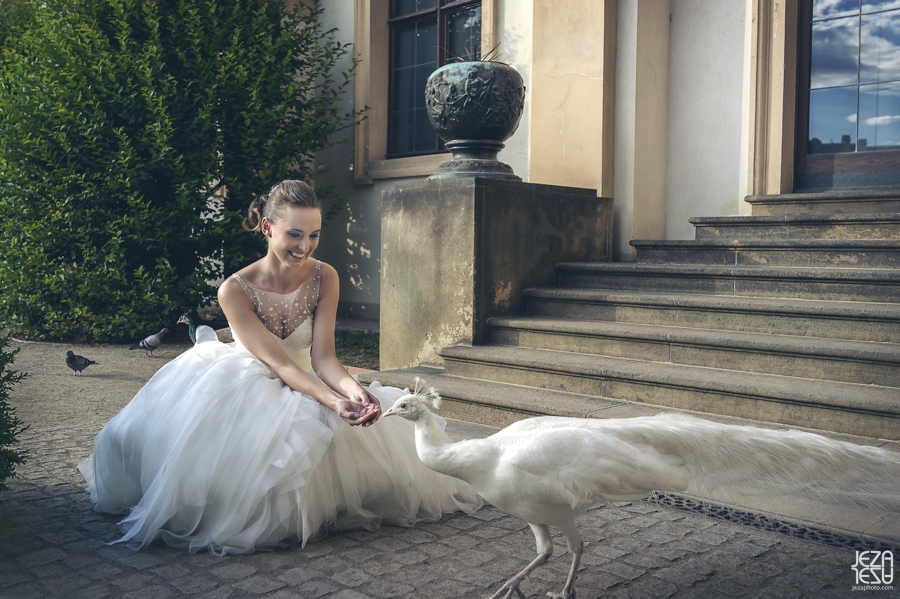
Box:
[487,523,554,599]
[547,520,584,599]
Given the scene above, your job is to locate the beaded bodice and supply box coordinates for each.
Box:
[230,261,321,373]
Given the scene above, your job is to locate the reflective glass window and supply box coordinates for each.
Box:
[807,1,900,154]
[858,81,900,150]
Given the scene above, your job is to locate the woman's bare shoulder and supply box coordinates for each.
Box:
[318,261,338,280]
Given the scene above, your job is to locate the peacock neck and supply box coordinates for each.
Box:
[414,410,452,469]
[412,409,480,483]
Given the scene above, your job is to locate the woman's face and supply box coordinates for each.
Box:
[262,206,322,269]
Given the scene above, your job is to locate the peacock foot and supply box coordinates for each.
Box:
[546,588,576,599]
[487,579,527,599]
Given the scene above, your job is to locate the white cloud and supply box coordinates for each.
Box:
[863,114,900,126]
[847,113,857,123]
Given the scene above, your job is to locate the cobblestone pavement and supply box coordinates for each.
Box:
[1,341,894,599]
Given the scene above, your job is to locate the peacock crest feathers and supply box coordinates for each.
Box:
[412,377,441,410]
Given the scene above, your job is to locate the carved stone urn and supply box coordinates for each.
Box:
[425,61,525,181]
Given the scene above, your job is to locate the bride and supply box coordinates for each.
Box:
[78,180,482,555]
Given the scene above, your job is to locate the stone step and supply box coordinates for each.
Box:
[438,345,900,440]
[747,190,900,216]
[629,239,900,268]
[557,262,900,303]
[488,316,900,387]
[689,213,900,241]
[523,288,900,343]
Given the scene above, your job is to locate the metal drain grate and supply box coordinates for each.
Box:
[640,491,899,554]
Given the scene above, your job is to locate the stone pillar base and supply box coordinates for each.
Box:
[380,178,613,370]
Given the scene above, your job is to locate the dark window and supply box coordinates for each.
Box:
[388,0,482,158]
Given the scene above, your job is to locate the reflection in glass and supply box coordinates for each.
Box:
[391,19,437,155]
[858,81,900,150]
[447,7,482,62]
[814,0,860,19]
[809,87,858,153]
[392,0,438,18]
[860,10,900,83]
[862,0,900,13]
[811,16,860,88]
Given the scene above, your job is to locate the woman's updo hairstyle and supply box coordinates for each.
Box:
[244,180,321,233]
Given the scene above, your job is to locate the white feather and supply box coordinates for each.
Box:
[383,383,900,599]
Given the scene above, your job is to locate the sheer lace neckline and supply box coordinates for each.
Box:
[232,261,321,341]
[233,264,319,296]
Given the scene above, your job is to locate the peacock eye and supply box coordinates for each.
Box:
[400,403,407,409]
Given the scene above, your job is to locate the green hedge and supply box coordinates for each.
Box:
[0,0,359,342]
[0,332,27,493]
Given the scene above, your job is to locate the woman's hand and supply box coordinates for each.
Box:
[334,392,381,427]
[341,386,381,427]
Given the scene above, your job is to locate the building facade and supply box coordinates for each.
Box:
[314,0,900,319]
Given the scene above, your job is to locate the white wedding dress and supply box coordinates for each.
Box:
[78,261,482,555]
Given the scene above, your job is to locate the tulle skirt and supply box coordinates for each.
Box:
[78,339,482,555]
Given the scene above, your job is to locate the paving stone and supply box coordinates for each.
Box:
[418,542,455,558]
[445,517,482,531]
[30,562,73,578]
[331,567,372,587]
[39,529,86,544]
[364,579,415,598]
[169,575,219,594]
[592,545,630,560]
[233,575,287,594]
[653,565,710,586]
[470,525,508,539]
[332,591,373,599]
[210,562,258,581]
[80,562,124,580]
[68,584,113,599]
[444,534,481,550]
[492,518,530,531]
[606,575,678,599]
[106,572,156,591]
[296,579,340,598]
[117,552,165,570]
[453,548,496,567]
[0,584,43,599]
[278,566,319,585]
[120,585,176,599]
[17,547,67,568]
[730,540,773,558]
[150,563,191,579]
[622,553,671,570]
[599,561,646,581]
[97,544,135,560]
[369,537,411,553]
[38,574,92,594]
[453,566,505,588]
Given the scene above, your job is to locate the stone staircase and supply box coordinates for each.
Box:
[363,190,900,440]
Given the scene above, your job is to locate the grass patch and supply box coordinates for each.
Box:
[335,332,379,371]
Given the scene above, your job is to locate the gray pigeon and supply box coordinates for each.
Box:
[65,350,97,375]
[128,327,169,356]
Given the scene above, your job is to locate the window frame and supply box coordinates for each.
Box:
[352,0,496,183]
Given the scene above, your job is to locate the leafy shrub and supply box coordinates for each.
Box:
[0,0,359,342]
[0,332,27,492]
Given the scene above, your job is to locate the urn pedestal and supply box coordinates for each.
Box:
[380,178,613,370]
